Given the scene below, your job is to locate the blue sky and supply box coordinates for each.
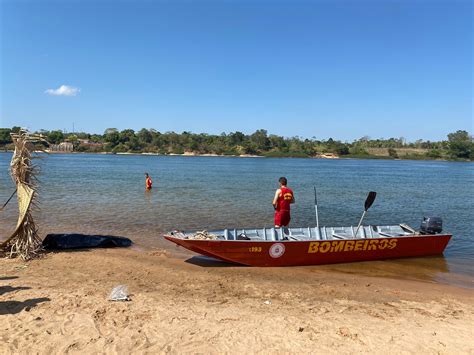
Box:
[0,0,472,141]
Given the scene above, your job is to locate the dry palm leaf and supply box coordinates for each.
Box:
[0,129,47,260]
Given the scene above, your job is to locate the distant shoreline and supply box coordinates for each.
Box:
[1,128,472,161]
[1,149,472,162]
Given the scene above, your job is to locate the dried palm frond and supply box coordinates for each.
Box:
[0,129,48,260]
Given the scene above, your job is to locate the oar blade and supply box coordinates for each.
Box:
[364,191,377,211]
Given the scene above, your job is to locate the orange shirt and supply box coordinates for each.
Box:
[146,177,152,189]
[276,187,293,211]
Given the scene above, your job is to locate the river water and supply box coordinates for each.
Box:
[1,153,472,287]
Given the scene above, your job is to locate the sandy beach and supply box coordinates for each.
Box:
[1,248,472,354]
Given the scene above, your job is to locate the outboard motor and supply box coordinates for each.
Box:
[420,216,443,235]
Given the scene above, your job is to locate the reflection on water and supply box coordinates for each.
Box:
[0,153,473,287]
[183,254,473,289]
[313,256,452,284]
[314,255,472,289]
[185,255,242,268]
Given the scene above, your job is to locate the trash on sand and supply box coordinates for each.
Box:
[109,285,130,301]
[13,265,28,271]
[263,300,271,305]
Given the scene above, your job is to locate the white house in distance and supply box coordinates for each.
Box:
[48,142,74,152]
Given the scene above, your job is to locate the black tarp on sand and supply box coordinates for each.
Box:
[43,234,132,250]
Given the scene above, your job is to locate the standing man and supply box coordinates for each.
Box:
[145,172,153,190]
[272,177,295,227]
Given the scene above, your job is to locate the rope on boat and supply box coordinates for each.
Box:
[185,230,219,240]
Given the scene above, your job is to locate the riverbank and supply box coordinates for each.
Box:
[1,248,472,353]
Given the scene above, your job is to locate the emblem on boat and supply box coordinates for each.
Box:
[269,243,285,258]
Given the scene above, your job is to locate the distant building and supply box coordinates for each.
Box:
[49,142,74,152]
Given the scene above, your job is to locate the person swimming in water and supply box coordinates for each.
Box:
[145,172,153,190]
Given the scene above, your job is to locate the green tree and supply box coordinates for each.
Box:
[104,128,120,147]
[388,148,398,158]
[127,136,142,151]
[250,129,270,151]
[90,134,103,142]
[67,134,79,147]
[137,128,152,144]
[48,130,64,144]
[0,128,12,145]
[242,141,258,154]
[334,143,350,155]
[112,143,128,153]
[426,149,442,159]
[447,130,473,159]
[151,134,165,149]
[119,129,136,143]
[74,132,90,140]
[269,134,288,151]
[229,131,245,145]
[350,145,369,156]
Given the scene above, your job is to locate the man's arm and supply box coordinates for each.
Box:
[272,189,281,207]
[291,193,295,204]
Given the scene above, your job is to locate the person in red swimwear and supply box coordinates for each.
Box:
[145,172,153,190]
[272,177,295,227]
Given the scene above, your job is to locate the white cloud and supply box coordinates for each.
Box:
[45,85,80,96]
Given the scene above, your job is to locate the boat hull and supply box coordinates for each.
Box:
[164,234,452,267]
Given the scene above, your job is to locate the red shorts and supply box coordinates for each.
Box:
[274,210,291,227]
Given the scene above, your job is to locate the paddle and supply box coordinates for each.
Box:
[354,191,377,237]
[314,186,319,228]
[364,191,377,211]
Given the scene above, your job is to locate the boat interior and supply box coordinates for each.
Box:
[174,224,420,241]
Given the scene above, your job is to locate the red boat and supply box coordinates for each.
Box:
[164,223,452,267]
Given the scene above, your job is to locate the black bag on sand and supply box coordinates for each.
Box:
[42,234,132,250]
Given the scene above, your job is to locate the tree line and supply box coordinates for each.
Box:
[0,126,472,160]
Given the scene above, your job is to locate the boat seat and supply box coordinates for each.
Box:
[399,224,416,234]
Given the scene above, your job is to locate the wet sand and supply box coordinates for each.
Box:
[1,248,473,354]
